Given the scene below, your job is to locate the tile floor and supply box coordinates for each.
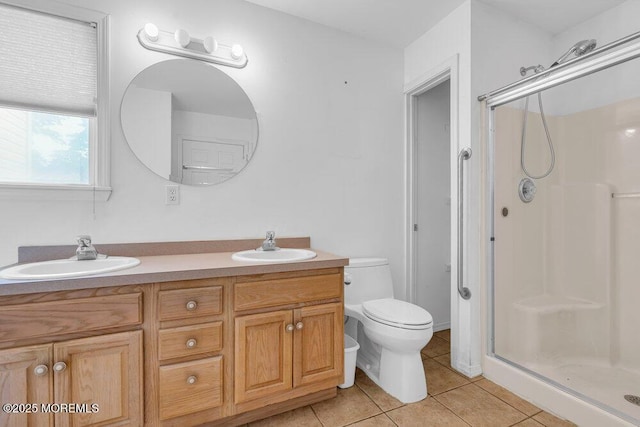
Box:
[247,330,578,427]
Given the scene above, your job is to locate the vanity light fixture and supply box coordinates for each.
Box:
[137,22,248,68]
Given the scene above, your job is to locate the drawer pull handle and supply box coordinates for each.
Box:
[186,338,197,348]
[185,300,198,311]
[53,362,67,373]
[187,375,197,385]
[296,321,304,330]
[285,323,294,332]
[34,364,48,376]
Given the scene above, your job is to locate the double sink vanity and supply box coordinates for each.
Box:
[0,237,347,426]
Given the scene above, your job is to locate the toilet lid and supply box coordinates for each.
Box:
[362,298,433,330]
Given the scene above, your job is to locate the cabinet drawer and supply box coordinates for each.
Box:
[235,273,341,311]
[0,293,142,343]
[159,356,223,420]
[158,322,223,361]
[158,286,223,321]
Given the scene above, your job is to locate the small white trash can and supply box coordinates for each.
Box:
[338,334,360,389]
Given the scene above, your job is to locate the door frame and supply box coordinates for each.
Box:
[404,55,458,306]
[404,54,478,376]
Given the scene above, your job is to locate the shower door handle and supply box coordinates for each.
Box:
[457,147,472,300]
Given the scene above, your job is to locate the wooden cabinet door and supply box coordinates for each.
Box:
[293,303,343,388]
[234,310,293,404]
[0,344,52,427]
[53,331,143,427]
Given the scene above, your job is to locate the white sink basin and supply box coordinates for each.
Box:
[232,248,316,263]
[0,256,140,280]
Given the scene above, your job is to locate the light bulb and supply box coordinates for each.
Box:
[143,23,159,42]
[230,44,244,60]
[174,28,190,48]
[203,36,218,53]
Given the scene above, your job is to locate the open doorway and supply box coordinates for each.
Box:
[414,80,452,332]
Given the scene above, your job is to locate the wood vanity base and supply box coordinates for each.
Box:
[0,240,348,427]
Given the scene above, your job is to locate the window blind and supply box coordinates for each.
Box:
[0,3,97,117]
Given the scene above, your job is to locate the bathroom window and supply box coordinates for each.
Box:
[0,1,110,199]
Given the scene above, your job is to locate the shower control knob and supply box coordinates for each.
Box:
[518,178,537,203]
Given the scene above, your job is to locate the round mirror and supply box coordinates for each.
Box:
[121,59,258,185]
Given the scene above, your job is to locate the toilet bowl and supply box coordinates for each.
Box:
[344,258,433,403]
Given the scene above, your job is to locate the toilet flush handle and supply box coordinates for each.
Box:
[344,273,352,285]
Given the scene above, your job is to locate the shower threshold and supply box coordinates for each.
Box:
[499,356,640,425]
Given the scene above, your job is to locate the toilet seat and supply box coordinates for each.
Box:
[362,298,433,330]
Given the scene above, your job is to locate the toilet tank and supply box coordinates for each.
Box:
[344,258,394,305]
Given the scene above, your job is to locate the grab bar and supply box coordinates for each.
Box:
[457,147,472,300]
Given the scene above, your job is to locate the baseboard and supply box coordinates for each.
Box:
[452,359,482,378]
[433,321,451,332]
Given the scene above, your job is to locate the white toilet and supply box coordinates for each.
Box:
[344,258,433,403]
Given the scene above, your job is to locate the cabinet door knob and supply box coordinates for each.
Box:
[186,338,197,348]
[285,323,294,332]
[295,321,304,330]
[187,375,197,385]
[185,300,198,311]
[34,364,48,376]
[53,362,67,372]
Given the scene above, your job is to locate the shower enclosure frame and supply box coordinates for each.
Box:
[481,31,640,427]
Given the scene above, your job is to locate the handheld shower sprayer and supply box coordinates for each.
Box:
[518,38,597,183]
[551,39,597,67]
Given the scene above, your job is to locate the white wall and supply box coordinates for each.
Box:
[404,0,552,375]
[471,1,552,99]
[547,0,640,115]
[0,0,405,296]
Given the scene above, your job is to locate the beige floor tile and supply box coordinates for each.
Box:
[349,414,397,426]
[249,406,321,427]
[433,353,451,368]
[435,383,528,427]
[474,378,541,416]
[434,329,451,342]
[513,419,545,427]
[386,396,468,427]
[532,411,577,427]
[423,358,470,396]
[422,335,450,358]
[311,385,381,427]
[355,369,404,412]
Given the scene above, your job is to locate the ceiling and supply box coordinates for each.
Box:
[245,0,626,48]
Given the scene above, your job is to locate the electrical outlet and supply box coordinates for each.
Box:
[165,185,179,205]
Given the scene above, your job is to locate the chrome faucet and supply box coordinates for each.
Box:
[76,235,98,260]
[260,231,279,251]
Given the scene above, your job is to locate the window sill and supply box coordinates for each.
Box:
[0,184,112,201]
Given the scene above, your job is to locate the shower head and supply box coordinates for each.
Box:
[551,39,597,67]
